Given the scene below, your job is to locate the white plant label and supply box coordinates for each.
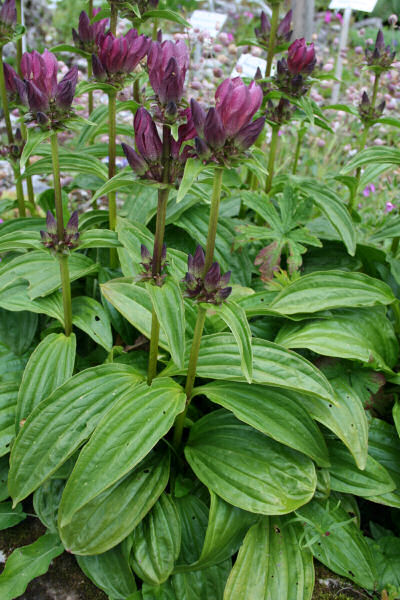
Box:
[189,10,228,38]
[231,54,267,78]
[329,0,377,12]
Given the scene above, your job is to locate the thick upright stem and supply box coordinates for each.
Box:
[13,162,26,217]
[147,126,171,385]
[172,167,224,449]
[50,131,73,336]
[265,125,279,193]
[265,3,280,77]
[110,1,118,35]
[87,58,93,115]
[292,129,305,175]
[0,47,14,143]
[107,91,118,267]
[15,0,22,76]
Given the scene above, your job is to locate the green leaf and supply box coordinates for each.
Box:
[367,418,400,508]
[78,229,122,249]
[162,333,337,405]
[72,296,113,351]
[0,386,22,456]
[0,501,26,530]
[366,535,400,591]
[51,43,90,58]
[9,364,143,504]
[90,169,137,203]
[0,230,42,252]
[141,9,191,28]
[369,218,400,243]
[223,516,314,600]
[176,158,206,203]
[269,270,395,315]
[0,533,64,600]
[33,478,64,533]
[16,333,76,430]
[0,251,97,299]
[196,381,329,467]
[0,309,37,356]
[20,129,51,168]
[174,492,256,573]
[326,438,395,497]
[58,378,185,530]
[131,493,181,585]
[77,543,137,599]
[146,278,185,369]
[394,400,400,438]
[185,410,316,515]
[212,302,253,383]
[295,498,377,590]
[276,307,398,372]
[23,152,108,181]
[341,146,400,173]
[175,494,208,564]
[60,449,170,555]
[0,281,63,321]
[296,179,356,255]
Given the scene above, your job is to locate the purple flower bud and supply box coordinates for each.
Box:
[365,29,396,70]
[36,111,49,125]
[134,107,163,161]
[121,142,148,176]
[204,262,221,292]
[190,98,206,136]
[46,210,57,235]
[3,62,17,94]
[235,116,265,150]
[195,137,211,158]
[0,0,16,26]
[287,38,316,75]
[55,66,78,109]
[65,210,79,236]
[215,77,263,137]
[189,245,205,278]
[215,286,232,303]
[276,10,292,43]
[94,29,150,83]
[375,29,385,52]
[78,10,91,42]
[141,244,152,265]
[256,11,270,37]
[14,76,28,105]
[203,107,226,149]
[92,54,107,81]
[148,39,189,105]
[15,127,22,143]
[26,80,49,113]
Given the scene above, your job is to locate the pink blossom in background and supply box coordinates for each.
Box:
[227,33,234,42]
[386,202,396,212]
[324,11,332,23]
[244,11,254,19]
[363,183,376,197]
[335,12,343,23]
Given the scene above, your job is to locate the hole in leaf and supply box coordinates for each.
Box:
[94,316,100,322]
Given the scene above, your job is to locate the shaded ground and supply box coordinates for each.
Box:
[313,564,375,599]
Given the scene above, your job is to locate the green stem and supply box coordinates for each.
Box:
[87,58,93,115]
[0,47,14,143]
[392,300,400,335]
[13,162,26,217]
[15,0,22,76]
[349,72,380,212]
[265,125,279,194]
[292,129,305,175]
[172,167,224,449]
[265,4,280,77]
[152,18,159,41]
[110,1,118,35]
[107,91,118,267]
[50,131,73,336]
[172,305,207,450]
[391,236,399,256]
[147,126,171,385]
[133,78,140,104]
[20,122,35,208]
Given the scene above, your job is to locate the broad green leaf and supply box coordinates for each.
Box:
[394,400,400,438]
[0,346,26,386]
[300,375,368,469]
[72,296,113,351]
[196,381,329,467]
[174,492,256,573]
[296,179,356,255]
[147,278,185,369]
[0,230,42,252]
[33,478,64,532]
[9,364,143,504]
[0,533,64,600]
[366,535,400,591]
[212,301,253,383]
[176,158,207,203]
[141,8,191,27]
[20,129,51,167]
[276,307,398,372]
[0,217,45,235]
[0,384,18,456]
[0,309,37,355]
[131,493,181,584]
[162,333,337,405]
[0,280,63,321]
[16,333,76,429]
[326,438,395,497]
[51,43,90,57]
[269,271,395,314]
[296,497,377,590]
[175,494,209,564]
[367,418,400,508]
[0,501,26,530]
[91,169,137,203]
[23,152,108,181]
[0,251,97,299]
[369,219,400,243]
[0,455,9,501]
[341,146,400,172]
[59,378,185,529]
[78,229,122,249]
[185,410,316,515]
[223,516,314,600]
[60,450,169,555]
[77,543,137,599]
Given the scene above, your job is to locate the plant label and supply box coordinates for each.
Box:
[329,0,378,12]
[231,54,267,78]
[189,10,228,38]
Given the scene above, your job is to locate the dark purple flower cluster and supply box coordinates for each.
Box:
[190,77,264,164]
[358,91,385,124]
[183,245,232,305]
[92,29,150,87]
[0,127,23,160]
[139,243,167,286]
[8,50,78,128]
[148,39,189,107]
[72,9,109,54]
[265,97,294,125]
[275,38,316,97]
[40,211,80,254]
[122,107,196,184]
[365,30,396,72]
[254,10,292,46]
[0,0,16,45]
